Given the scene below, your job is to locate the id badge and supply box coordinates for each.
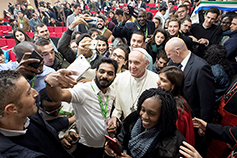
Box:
[20,23,23,28]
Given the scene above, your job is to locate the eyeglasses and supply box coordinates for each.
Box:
[111,53,125,60]
[40,104,63,115]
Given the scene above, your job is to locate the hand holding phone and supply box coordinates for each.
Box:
[85,40,98,50]
[67,55,91,81]
[104,135,121,156]
[28,50,43,69]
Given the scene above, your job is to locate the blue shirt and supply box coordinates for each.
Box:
[0,62,55,92]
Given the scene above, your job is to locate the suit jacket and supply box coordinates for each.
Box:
[66,13,79,32]
[168,53,216,122]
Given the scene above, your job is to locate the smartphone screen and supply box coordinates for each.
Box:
[112,38,120,48]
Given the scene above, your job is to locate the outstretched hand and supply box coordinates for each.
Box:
[70,15,91,29]
[192,117,207,136]
[14,52,41,77]
[44,69,77,88]
[179,141,202,158]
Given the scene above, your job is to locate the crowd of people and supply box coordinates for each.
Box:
[0,0,237,157]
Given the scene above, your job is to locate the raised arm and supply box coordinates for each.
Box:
[45,69,77,103]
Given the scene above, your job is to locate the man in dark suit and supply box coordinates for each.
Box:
[0,70,73,158]
[166,37,216,155]
[166,37,215,122]
[35,23,59,52]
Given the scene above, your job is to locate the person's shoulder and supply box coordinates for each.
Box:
[147,20,154,25]
[67,13,74,19]
[0,61,18,70]
[124,21,136,27]
[190,53,211,70]
[190,23,201,29]
[147,70,159,79]
[113,70,130,83]
[50,36,60,41]
[42,65,55,74]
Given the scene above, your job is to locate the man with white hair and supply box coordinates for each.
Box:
[107,48,159,132]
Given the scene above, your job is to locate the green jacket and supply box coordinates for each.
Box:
[57,29,77,64]
[51,52,70,71]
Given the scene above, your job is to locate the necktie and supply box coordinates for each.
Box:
[177,63,183,70]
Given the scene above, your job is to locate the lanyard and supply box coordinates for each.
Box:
[101,27,106,35]
[19,17,24,24]
[41,16,44,22]
[136,25,148,38]
[90,83,109,119]
[25,75,37,88]
[35,20,38,24]
[54,23,56,27]
[85,25,88,31]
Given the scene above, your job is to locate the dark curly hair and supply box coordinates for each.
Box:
[137,88,178,138]
[204,44,233,79]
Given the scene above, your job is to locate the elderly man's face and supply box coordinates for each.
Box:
[128,51,148,78]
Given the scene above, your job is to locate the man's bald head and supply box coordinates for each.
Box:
[15,41,42,62]
[165,37,189,63]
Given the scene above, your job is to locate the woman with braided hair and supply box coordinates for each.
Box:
[105,88,186,158]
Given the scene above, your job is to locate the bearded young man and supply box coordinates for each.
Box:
[45,58,118,158]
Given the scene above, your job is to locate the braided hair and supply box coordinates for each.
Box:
[137,88,178,138]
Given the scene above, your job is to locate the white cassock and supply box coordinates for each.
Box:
[111,70,159,121]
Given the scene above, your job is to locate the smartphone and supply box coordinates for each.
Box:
[85,17,98,25]
[112,38,120,48]
[104,135,121,156]
[28,50,43,69]
[85,40,98,50]
[67,54,91,81]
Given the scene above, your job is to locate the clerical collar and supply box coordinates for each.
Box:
[0,117,30,137]
[133,69,147,81]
